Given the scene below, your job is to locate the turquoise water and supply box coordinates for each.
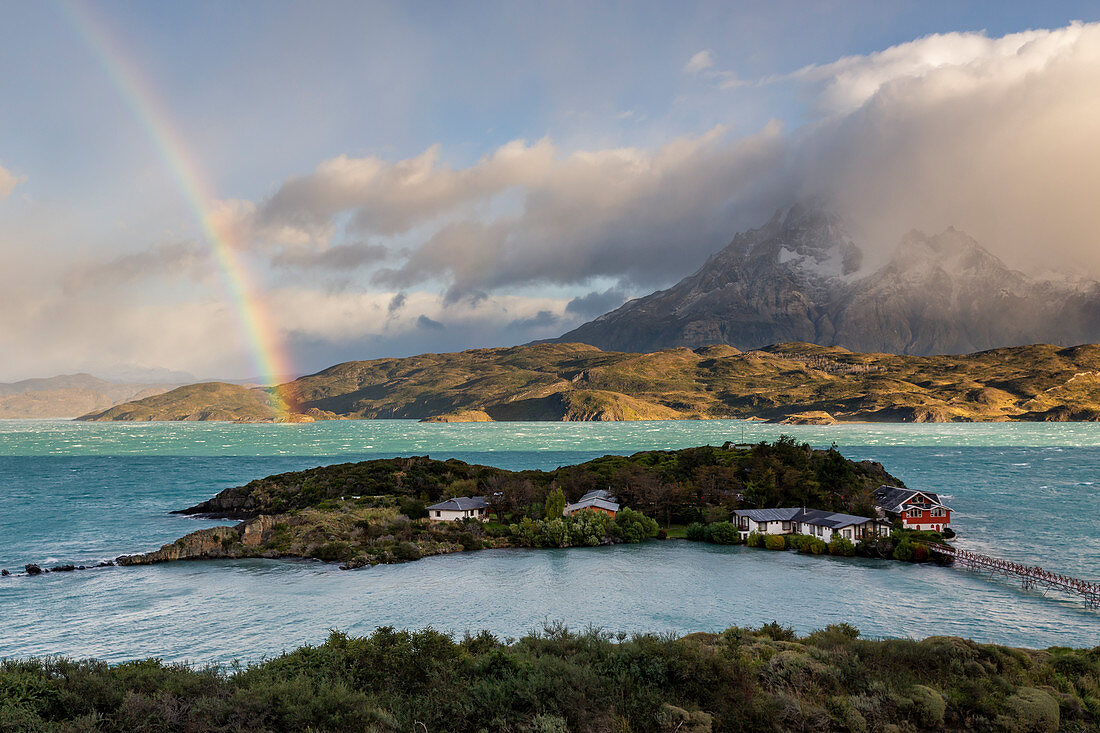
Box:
[1,419,1098,662]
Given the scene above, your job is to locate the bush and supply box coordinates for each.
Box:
[685,522,708,541]
[709,522,740,545]
[615,508,659,543]
[828,536,856,557]
[397,497,427,520]
[309,542,352,562]
[746,531,764,548]
[759,621,796,641]
[892,539,914,562]
[392,542,422,561]
[1000,687,1060,732]
[912,543,930,562]
[764,534,786,551]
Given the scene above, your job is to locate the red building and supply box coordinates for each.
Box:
[873,486,952,532]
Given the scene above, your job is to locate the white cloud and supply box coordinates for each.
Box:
[245,20,1100,293]
[684,49,715,74]
[0,163,22,200]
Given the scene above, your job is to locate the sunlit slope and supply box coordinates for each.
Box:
[79,342,1100,422]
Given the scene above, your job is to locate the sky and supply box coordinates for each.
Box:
[1,1,1099,382]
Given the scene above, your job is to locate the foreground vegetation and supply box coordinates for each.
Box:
[80,341,1100,422]
[3,623,1097,732]
[114,439,897,568]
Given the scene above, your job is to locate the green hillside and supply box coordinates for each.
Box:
[80,342,1100,423]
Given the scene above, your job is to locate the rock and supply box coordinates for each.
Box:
[1,569,9,576]
[25,564,42,575]
[117,525,243,565]
[97,560,115,567]
[51,564,76,572]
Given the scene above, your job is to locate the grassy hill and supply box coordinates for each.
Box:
[79,342,1100,423]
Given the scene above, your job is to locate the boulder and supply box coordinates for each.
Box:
[25,564,42,575]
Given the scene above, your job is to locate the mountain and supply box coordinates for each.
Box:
[0,374,179,419]
[554,207,1100,355]
[79,341,1100,423]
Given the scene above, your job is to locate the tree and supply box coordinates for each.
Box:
[543,486,567,519]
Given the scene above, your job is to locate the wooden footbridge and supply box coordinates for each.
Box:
[930,544,1100,609]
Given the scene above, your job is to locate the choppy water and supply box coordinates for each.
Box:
[1,419,1098,663]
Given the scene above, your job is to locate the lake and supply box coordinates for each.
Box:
[1,419,1098,663]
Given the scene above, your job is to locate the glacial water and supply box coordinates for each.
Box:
[1,419,1098,663]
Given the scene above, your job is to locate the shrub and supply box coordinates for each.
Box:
[685,522,708,541]
[828,536,856,557]
[397,497,427,520]
[764,534,786,551]
[759,621,797,641]
[656,528,668,540]
[309,542,352,562]
[1000,687,1060,732]
[615,508,659,543]
[392,542,422,561]
[892,539,914,562]
[905,685,946,728]
[455,532,482,551]
[709,522,740,545]
[912,543,930,562]
[746,531,764,548]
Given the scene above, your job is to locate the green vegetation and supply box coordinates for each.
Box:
[3,623,1098,732]
[80,341,1100,422]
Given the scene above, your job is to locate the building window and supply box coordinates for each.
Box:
[931,508,945,517]
[781,522,790,532]
[908,508,921,518]
[435,511,441,517]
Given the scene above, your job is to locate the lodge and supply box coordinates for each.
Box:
[733,507,892,543]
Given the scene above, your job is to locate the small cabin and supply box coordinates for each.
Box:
[427,496,490,522]
[563,489,620,517]
[874,486,952,532]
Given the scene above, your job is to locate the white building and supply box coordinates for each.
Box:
[733,507,891,543]
[427,496,490,522]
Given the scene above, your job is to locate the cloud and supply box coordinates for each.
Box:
[565,288,628,318]
[387,292,407,314]
[270,241,388,270]
[509,309,558,330]
[416,314,445,331]
[0,163,23,200]
[63,241,210,293]
[684,50,715,74]
[246,20,1100,289]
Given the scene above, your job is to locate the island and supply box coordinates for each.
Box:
[113,439,946,571]
[78,341,1100,423]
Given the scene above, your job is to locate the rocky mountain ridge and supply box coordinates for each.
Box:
[554,207,1100,355]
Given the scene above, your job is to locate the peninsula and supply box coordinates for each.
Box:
[79,341,1100,423]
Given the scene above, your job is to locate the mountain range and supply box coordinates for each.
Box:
[78,341,1100,423]
[554,207,1100,355]
[0,374,179,419]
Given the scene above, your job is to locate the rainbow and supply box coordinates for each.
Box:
[59,1,297,416]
